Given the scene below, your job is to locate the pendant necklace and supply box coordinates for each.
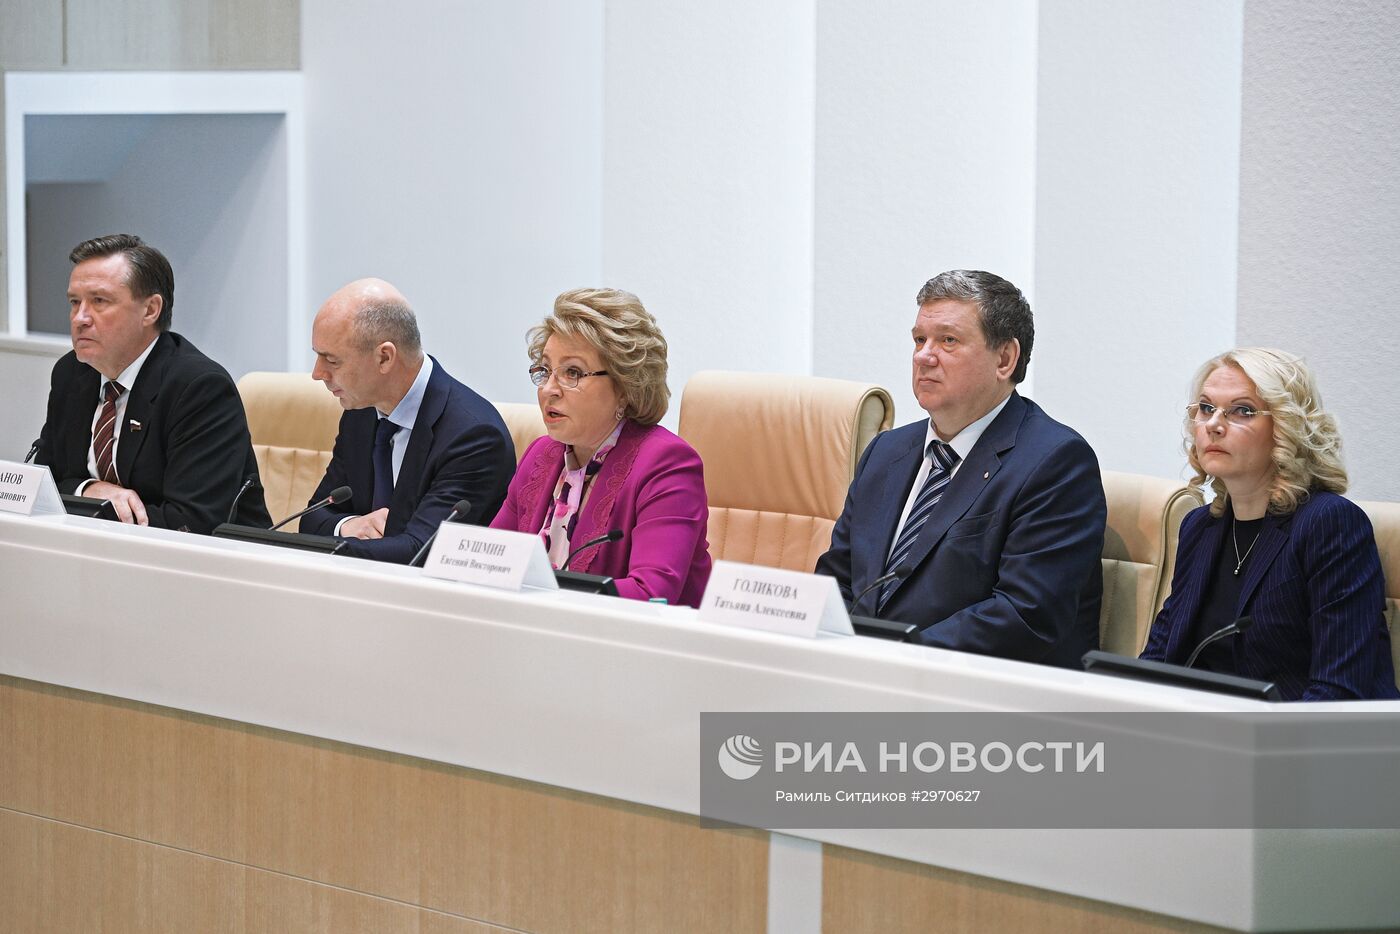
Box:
[1232,519,1261,576]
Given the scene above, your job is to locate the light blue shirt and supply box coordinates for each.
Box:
[333,356,433,535]
[379,355,433,484]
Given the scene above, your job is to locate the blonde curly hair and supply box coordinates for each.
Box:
[527,288,670,426]
[1185,348,1348,517]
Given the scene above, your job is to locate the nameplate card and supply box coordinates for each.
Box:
[421,523,558,592]
[698,560,854,638]
[0,461,65,518]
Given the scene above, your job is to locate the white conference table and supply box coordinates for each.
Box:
[1,510,1398,932]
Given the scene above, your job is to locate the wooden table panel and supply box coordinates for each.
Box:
[0,807,506,933]
[0,675,767,934]
[822,843,1231,934]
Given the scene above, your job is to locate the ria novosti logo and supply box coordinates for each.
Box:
[717,734,763,780]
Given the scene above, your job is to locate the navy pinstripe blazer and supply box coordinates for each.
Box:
[1140,491,1400,701]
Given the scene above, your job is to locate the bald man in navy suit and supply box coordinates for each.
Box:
[302,279,514,563]
[817,270,1106,668]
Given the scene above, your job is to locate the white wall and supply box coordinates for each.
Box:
[26,182,105,336]
[1236,0,1400,502]
[5,1,1400,497]
[0,337,66,461]
[812,0,1039,429]
[1033,0,1244,481]
[301,0,604,408]
[602,0,816,423]
[21,113,290,380]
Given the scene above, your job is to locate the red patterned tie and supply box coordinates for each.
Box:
[93,380,123,485]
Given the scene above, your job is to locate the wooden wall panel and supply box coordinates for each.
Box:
[63,0,299,69]
[0,675,768,934]
[0,807,504,933]
[822,844,1233,934]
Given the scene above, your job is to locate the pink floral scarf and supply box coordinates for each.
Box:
[541,420,625,568]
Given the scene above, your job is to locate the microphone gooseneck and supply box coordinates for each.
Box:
[562,528,624,570]
[1185,615,1254,669]
[270,485,353,532]
[851,563,912,617]
[227,476,258,525]
[408,499,473,568]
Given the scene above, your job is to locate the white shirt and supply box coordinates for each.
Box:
[78,336,159,494]
[887,394,1011,558]
[333,356,433,533]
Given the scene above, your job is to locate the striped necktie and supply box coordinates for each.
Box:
[93,380,123,485]
[878,439,960,611]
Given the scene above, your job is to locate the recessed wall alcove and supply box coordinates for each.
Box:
[5,72,304,376]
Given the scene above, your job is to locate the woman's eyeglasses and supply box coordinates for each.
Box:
[1186,402,1269,426]
[529,364,609,390]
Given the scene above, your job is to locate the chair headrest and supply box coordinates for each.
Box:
[678,370,893,519]
[1100,470,1201,563]
[1357,499,1400,603]
[492,401,548,464]
[237,372,343,451]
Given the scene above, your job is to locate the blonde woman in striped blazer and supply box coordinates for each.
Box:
[1140,348,1398,700]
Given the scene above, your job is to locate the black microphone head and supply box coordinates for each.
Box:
[328,485,353,504]
[605,528,624,543]
[892,562,912,579]
[1234,615,1255,632]
[450,499,472,519]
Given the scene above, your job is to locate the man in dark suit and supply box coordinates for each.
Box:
[302,278,514,563]
[816,270,1106,667]
[35,234,270,533]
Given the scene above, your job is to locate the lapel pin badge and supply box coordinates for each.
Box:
[983,471,989,479]
[129,419,143,432]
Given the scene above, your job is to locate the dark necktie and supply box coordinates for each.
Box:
[878,439,960,611]
[93,380,123,485]
[371,418,399,511]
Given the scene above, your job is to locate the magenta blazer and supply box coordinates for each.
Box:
[490,419,713,607]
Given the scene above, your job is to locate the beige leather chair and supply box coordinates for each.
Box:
[239,372,547,531]
[237,372,342,530]
[1099,471,1203,656]
[677,370,894,573]
[495,401,547,464]
[1356,500,1400,689]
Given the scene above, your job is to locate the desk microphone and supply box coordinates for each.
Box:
[227,475,260,525]
[850,564,911,617]
[1185,616,1254,669]
[24,437,41,463]
[562,529,623,570]
[409,499,472,568]
[270,485,352,532]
